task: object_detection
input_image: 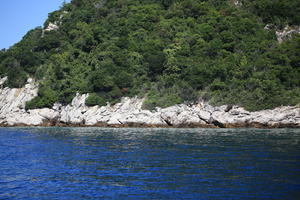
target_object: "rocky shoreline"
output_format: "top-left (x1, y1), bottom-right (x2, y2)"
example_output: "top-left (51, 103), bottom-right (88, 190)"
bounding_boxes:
top-left (1, 78), bottom-right (299, 128)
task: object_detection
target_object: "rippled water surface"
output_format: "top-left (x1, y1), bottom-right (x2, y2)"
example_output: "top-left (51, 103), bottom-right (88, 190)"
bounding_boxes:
top-left (0, 127), bottom-right (300, 200)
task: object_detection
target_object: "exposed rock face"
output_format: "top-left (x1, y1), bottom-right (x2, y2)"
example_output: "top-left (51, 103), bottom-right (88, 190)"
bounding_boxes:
top-left (233, 0), bottom-right (242, 7)
top-left (0, 78), bottom-right (42, 126)
top-left (45, 22), bottom-right (59, 31)
top-left (0, 77), bottom-right (299, 128)
top-left (276, 25), bottom-right (300, 43)
top-left (44, 11), bottom-right (68, 32)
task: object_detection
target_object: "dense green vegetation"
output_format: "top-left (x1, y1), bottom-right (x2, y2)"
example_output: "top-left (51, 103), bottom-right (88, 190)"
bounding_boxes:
top-left (0, 0), bottom-right (299, 111)
top-left (241, 0), bottom-right (300, 26)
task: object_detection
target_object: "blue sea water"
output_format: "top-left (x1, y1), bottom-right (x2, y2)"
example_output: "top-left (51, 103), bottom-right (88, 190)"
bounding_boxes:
top-left (0, 127), bottom-right (299, 200)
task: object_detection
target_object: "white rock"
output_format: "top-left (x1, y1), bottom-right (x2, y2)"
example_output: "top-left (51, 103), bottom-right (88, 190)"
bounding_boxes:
top-left (276, 25), bottom-right (300, 43)
top-left (0, 78), bottom-right (299, 127)
top-left (31, 108), bottom-right (59, 120)
top-left (0, 77), bottom-right (7, 86)
top-left (0, 78), bottom-right (39, 125)
top-left (45, 22), bottom-right (59, 31)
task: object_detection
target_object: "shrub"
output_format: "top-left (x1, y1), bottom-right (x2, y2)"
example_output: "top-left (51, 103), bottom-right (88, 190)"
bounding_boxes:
top-left (86, 93), bottom-right (106, 106)
top-left (25, 85), bottom-right (59, 109)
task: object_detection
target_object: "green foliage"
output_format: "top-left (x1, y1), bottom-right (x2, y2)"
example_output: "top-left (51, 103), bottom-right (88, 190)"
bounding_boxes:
top-left (142, 80), bottom-right (198, 110)
top-left (241, 0), bottom-right (300, 26)
top-left (86, 93), bottom-right (106, 106)
top-left (89, 70), bottom-right (114, 92)
top-left (25, 84), bottom-right (59, 109)
top-left (1, 0), bottom-right (300, 111)
top-left (2, 58), bottom-right (27, 88)
top-left (143, 89), bottom-right (182, 110)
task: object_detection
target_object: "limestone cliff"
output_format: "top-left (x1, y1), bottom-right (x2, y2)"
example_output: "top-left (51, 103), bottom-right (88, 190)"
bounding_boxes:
top-left (0, 77), bottom-right (299, 128)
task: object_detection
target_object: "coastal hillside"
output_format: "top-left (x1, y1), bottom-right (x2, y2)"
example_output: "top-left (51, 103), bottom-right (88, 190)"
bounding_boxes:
top-left (0, 0), bottom-right (299, 111)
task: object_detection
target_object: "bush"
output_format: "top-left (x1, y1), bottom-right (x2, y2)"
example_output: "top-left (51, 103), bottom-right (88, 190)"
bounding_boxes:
top-left (86, 93), bottom-right (106, 106)
top-left (25, 85), bottom-right (59, 109)
top-left (142, 84), bottom-right (184, 110)
top-left (143, 92), bottom-right (182, 110)
top-left (6, 71), bottom-right (27, 88)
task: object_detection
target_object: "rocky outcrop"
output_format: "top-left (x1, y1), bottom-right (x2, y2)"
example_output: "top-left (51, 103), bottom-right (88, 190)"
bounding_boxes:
top-left (263, 24), bottom-right (300, 43)
top-left (45, 22), bottom-right (59, 31)
top-left (0, 77), bottom-right (43, 126)
top-left (0, 77), bottom-right (299, 128)
top-left (276, 25), bottom-right (300, 43)
top-left (233, 0), bottom-right (242, 7)
top-left (44, 11), bottom-right (68, 32)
